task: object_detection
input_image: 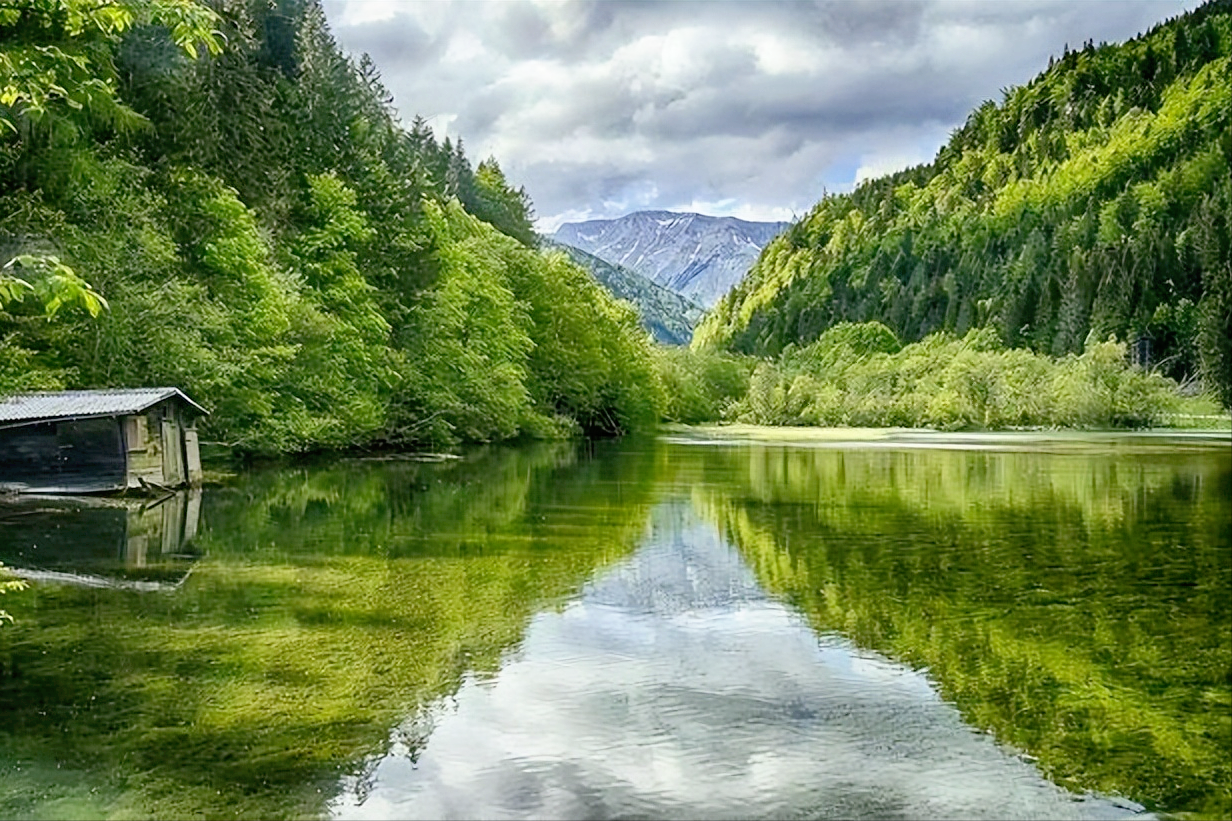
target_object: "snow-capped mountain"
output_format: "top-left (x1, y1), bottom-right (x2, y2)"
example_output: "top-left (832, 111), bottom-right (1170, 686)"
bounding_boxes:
top-left (553, 211), bottom-right (789, 308)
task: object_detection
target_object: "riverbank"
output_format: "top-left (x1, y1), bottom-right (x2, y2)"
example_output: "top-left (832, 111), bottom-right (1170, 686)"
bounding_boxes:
top-left (661, 422), bottom-right (1232, 452)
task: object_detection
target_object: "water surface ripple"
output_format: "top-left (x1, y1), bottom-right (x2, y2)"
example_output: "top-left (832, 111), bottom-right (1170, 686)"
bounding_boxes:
top-left (331, 501), bottom-right (1144, 821)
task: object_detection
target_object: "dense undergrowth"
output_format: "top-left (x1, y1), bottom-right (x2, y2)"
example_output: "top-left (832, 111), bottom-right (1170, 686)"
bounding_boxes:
top-left (656, 321), bottom-right (1212, 430)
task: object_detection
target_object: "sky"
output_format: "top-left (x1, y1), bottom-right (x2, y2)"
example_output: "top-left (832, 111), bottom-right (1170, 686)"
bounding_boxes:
top-left (319, 0), bottom-right (1200, 232)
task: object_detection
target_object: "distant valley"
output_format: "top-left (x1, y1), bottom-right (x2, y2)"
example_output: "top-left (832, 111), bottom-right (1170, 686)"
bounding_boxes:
top-left (543, 239), bottom-right (704, 345)
top-left (553, 211), bottom-right (789, 308)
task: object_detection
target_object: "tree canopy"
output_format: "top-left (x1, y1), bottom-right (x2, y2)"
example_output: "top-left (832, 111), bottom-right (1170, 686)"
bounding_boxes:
top-left (1, 0), bottom-right (664, 453)
top-left (695, 0), bottom-right (1232, 407)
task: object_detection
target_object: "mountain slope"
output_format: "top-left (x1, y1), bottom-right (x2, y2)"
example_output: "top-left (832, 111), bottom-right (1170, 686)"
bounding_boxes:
top-left (0, 0), bottom-right (664, 451)
top-left (554, 211), bottom-right (788, 308)
top-left (543, 240), bottom-right (704, 345)
top-left (694, 0), bottom-right (1232, 405)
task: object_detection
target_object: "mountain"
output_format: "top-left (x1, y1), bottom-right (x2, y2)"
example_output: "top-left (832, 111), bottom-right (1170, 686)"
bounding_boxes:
top-left (694, 0), bottom-right (1232, 406)
top-left (553, 211), bottom-right (789, 308)
top-left (543, 240), bottom-right (704, 345)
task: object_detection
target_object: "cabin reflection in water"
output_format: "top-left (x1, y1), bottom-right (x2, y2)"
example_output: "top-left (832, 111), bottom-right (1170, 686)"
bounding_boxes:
top-left (0, 490), bottom-right (202, 591)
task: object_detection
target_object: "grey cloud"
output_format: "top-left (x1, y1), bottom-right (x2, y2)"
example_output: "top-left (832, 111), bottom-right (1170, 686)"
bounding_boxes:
top-left (484, 3), bottom-right (554, 60)
top-left (531, 0), bottom-right (930, 52)
top-left (336, 16), bottom-right (443, 72)
top-left (322, 0), bottom-right (1203, 228)
top-left (630, 57), bottom-right (972, 144)
top-left (785, 0), bottom-right (930, 45)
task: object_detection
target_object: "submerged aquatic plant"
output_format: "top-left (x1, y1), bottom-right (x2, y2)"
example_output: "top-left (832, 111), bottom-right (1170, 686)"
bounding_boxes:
top-left (0, 562), bottom-right (27, 625)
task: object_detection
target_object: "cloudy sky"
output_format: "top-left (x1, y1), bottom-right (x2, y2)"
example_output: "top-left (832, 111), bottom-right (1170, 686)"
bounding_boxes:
top-left (319, 0), bottom-right (1199, 232)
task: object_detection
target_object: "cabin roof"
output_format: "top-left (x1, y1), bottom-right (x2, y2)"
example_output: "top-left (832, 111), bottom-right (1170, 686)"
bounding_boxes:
top-left (0, 388), bottom-right (208, 425)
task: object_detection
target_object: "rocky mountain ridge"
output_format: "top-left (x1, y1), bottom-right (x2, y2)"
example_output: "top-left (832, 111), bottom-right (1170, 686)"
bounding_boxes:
top-left (553, 211), bottom-right (789, 308)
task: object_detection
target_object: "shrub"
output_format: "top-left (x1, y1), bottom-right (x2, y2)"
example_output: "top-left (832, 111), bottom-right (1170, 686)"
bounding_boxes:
top-left (730, 321), bottom-right (1182, 430)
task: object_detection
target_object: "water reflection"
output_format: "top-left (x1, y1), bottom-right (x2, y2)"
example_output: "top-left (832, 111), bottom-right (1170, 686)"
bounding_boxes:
top-left (332, 502), bottom-right (1145, 821)
top-left (0, 443), bottom-right (654, 821)
top-left (0, 436), bottom-right (1226, 820)
top-left (0, 490), bottom-right (201, 590)
top-left (692, 443), bottom-right (1231, 818)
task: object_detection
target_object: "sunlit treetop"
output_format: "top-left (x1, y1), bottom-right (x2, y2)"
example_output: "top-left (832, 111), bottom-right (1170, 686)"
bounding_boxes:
top-left (0, 0), bottom-right (221, 134)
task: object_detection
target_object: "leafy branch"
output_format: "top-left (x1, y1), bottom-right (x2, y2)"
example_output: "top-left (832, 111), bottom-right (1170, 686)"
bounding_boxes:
top-left (2, 253), bottom-right (108, 317)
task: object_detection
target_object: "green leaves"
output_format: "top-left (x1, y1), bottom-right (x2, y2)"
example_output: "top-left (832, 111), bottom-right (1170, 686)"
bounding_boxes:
top-left (1, 253), bottom-right (108, 317)
top-left (0, 0), bottom-right (220, 135)
top-left (0, 561), bottom-right (28, 626)
top-left (729, 322), bottom-right (1181, 430)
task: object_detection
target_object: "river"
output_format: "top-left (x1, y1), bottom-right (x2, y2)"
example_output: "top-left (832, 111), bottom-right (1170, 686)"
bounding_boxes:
top-left (0, 432), bottom-right (1228, 819)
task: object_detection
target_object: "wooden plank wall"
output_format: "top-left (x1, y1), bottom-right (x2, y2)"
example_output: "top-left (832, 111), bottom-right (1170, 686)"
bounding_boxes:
top-left (126, 411), bottom-right (166, 488)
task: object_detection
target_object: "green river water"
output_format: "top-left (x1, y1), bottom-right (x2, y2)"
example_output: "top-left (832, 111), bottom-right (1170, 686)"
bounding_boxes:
top-left (0, 432), bottom-right (1228, 820)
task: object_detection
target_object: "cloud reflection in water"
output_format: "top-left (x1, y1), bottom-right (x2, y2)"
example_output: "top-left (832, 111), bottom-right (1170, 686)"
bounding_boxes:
top-left (331, 502), bottom-right (1146, 821)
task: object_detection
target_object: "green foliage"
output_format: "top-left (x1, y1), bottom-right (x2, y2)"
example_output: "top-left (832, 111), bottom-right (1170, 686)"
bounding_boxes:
top-left (390, 202), bottom-right (663, 446)
top-left (1192, 178), bottom-right (1232, 407)
top-left (0, 0), bottom-right (663, 454)
top-left (731, 321), bottom-right (1181, 430)
top-left (278, 173), bottom-right (396, 447)
top-left (544, 238), bottom-right (704, 346)
top-left (470, 157), bottom-right (537, 247)
top-left (696, 1), bottom-right (1232, 407)
top-left (0, 252), bottom-right (108, 396)
top-left (1, 253), bottom-right (107, 317)
top-left (0, 0), bottom-right (221, 136)
top-left (654, 346), bottom-right (754, 424)
top-left (394, 200), bottom-right (535, 446)
top-left (0, 562), bottom-right (27, 626)
top-left (514, 247), bottom-right (664, 436)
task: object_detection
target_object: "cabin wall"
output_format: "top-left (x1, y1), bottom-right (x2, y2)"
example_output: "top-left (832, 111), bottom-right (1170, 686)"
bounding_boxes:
top-left (124, 410), bottom-right (166, 489)
top-left (160, 403), bottom-right (186, 487)
top-left (184, 426), bottom-right (202, 485)
top-left (0, 422), bottom-right (61, 489)
top-left (122, 403), bottom-right (203, 489)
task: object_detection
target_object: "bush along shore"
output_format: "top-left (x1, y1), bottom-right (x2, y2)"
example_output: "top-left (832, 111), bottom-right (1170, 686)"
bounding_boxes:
top-left (655, 322), bottom-right (1227, 431)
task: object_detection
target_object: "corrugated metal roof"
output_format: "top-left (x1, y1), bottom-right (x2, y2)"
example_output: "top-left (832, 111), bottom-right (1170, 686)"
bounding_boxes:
top-left (0, 388), bottom-right (208, 423)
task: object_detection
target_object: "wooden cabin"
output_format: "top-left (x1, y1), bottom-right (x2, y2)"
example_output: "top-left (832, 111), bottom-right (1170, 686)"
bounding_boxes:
top-left (0, 388), bottom-right (207, 494)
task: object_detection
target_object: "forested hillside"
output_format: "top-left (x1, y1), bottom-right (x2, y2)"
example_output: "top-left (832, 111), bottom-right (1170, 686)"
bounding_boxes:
top-left (543, 239), bottom-right (704, 345)
top-left (0, 0), bottom-right (662, 453)
top-left (695, 0), bottom-right (1232, 407)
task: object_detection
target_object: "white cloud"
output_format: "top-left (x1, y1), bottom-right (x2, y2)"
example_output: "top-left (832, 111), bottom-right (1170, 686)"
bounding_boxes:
top-left (668, 199), bottom-right (800, 226)
top-left (321, 0), bottom-right (1204, 229)
top-left (328, 0), bottom-right (402, 26)
top-left (440, 30), bottom-right (487, 64)
top-left (751, 32), bottom-right (824, 76)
